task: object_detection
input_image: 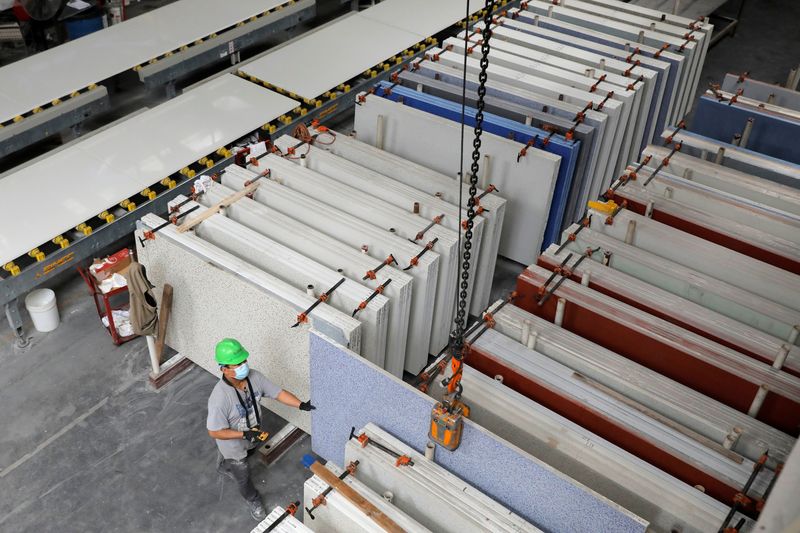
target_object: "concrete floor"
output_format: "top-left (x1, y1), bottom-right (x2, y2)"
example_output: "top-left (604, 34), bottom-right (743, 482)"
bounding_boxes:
top-left (1, 1), bottom-right (799, 532)
top-left (0, 275), bottom-right (315, 532)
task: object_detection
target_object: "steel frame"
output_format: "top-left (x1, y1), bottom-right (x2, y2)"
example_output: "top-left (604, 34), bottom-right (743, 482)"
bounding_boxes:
top-left (0, 88), bottom-right (110, 159)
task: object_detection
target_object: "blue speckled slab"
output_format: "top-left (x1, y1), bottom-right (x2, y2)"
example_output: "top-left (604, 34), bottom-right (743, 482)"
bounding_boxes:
top-left (309, 331), bottom-right (648, 533)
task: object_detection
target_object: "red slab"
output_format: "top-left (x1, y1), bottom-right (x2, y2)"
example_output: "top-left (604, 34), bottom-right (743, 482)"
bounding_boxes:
top-left (515, 268), bottom-right (800, 436)
top-left (465, 347), bottom-right (751, 511)
top-left (608, 192), bottom-right (800, 275)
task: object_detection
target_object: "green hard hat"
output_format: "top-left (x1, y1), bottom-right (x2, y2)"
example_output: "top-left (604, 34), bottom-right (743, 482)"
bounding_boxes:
top-left (215, 338), bottom-right (249, 366)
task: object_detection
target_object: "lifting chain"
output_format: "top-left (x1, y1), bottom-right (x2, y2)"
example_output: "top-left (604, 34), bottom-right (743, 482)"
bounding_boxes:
top-left (446, 0), bottom-right (497, 397)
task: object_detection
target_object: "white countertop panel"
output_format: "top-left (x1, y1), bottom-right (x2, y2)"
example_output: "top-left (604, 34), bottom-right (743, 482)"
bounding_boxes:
top-left (0, 75), bottom-right (298, 265)
top-left (0, 0), bottom-right (287, 123)
top-left (358, 0), bottom-right (482, 37)
top-left (240, 13), bottom-right (424, 100)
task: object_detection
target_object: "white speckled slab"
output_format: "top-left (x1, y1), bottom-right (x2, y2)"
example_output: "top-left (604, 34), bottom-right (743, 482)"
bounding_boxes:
top-left (136, 212), bottom-right (362, 433)
top-left (173, 199), bottom-right (389, 370)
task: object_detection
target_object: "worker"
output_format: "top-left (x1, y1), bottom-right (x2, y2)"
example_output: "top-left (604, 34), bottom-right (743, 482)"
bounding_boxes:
top-left (207, 338), bottom-right (316, 520)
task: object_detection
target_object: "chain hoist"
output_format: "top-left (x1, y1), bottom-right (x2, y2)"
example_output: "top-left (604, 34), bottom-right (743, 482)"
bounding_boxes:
top-left (430, 0), bottom-right (496, 452)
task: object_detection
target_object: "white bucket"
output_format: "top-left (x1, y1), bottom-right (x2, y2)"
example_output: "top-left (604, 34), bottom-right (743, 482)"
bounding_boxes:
top-left (25, 289), bottom-right (60, 333)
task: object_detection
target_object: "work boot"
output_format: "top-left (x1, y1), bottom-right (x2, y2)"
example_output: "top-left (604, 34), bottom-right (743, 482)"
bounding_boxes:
top-left (249, 499), bottom-right (267, 521)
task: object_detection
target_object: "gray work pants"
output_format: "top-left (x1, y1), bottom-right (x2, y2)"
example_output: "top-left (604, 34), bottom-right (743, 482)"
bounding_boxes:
top-left (219, 457), bottom-right (259, 503)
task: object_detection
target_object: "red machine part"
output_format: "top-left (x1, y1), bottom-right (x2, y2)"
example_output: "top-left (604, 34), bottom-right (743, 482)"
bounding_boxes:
top-left (606, 190), bottom-right (800, 275)
top-left (515, 268), bottom-right (800, 436)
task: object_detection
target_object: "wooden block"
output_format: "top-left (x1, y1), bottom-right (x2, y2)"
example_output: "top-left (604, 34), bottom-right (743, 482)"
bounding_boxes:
top-left (155, 283), bottom-right (173, 363)
top-left (309, 461), bottom-right (404, 533)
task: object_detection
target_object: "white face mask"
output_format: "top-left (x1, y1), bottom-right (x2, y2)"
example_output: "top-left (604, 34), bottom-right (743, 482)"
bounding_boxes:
top-left (233, 362), bottom-right (250, 380)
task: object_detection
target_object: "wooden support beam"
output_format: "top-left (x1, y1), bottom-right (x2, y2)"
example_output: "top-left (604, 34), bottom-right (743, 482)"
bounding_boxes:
top-left (309, 461), bottom-right (404, 533)
top-left (177, 181), bottom-right (259, 233)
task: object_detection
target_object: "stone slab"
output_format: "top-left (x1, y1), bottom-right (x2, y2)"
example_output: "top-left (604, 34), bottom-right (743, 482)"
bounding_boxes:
top-left (308, 330), bottom-right (648, 532)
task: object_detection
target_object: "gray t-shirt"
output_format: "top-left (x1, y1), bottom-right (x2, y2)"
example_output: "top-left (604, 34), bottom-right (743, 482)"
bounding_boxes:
top-left (206, 369), bottom-right (281, 460)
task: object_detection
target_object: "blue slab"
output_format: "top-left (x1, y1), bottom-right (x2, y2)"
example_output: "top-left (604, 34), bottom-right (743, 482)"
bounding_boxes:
top-left (309, 330), bottom-right (648, 533)
top-left (374, 82), bottom-right (581, 249)
top-left (512, 11), bottom-right (681, 141)
top-left (691, 96), bottom-right (800, 164)
top-left (667, 130), bottom-right (800, 189)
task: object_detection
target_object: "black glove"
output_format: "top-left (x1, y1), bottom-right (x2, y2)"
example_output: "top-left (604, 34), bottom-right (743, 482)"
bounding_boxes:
top-left (242, 429), bottom-right (263, 443)
top-left (299, 400), bottom-right (316, 411)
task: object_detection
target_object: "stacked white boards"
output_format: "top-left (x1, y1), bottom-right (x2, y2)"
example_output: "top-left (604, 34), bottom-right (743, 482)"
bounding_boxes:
top-left (343, 424), bottom-right (543, 533)
top-left (351, 0), bottom-right (709, 259)
top-left (138, 140), bottom-right (507, 430)
top-left (251, 507), bottom-right (312, 533)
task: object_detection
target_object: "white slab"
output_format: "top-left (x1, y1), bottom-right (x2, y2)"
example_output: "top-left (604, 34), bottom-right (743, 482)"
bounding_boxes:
top-left (199, 181), bottom-right (412, 378)
top-left (483, 21), bottom-right (660, 163)
top-left (0, 0), bottom-right (289, 123)
top-left (491, 301), bottom-right (797, 465)
top-left (560, 223), bottom-right (800, 345)
top-left (433, 47), bottom-right (624, 192)
top-left (411, 58), bottom-right (611, 222)
top-left (518, 0), bottom-right (703, 125)
top-left (304, 463), bottom-right (431, 532)
top-left (447, 34), bottom-right (644, 176)
top-left (587, 206), bottom-right (800, 312)
top-left (0, 74), bottom-right (298, 266)
top-left (358, 0), bottom-right (483, 37)
top-left (460, 363), bottom-right (742, 533)
top-left (252, 507), bottom-right (312, 533)
top-left (354, 92), bottom-right (560, 264)
top-left (273, 135), bottom-right (485, 317)
top-left (309, 127), bottom-right (507, 316)
top-left (221, 165), bottom-right (439, 374)
top-left (252, 154), bottom-right (459, 355)
top-left (240, 13), bottom-right (422, 100)
top-left (345, 424), bottom-right (544, 533)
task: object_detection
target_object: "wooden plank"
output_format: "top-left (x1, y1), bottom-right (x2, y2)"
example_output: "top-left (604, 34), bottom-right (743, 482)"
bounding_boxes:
top-left (309, 462), bottom-right (404, 533)
top-left (155, 283), bottom-right (173, 363)
top-left (177, 181), bottom-right (259, 233)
